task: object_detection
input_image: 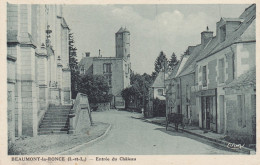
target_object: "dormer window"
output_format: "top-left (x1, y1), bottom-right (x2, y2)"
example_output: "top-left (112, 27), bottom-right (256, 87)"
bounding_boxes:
top-left (220, 25), bottom-right (226, 42)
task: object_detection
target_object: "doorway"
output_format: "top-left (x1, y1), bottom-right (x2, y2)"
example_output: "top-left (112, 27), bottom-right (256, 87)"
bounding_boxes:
top-left (201, 96), bottom-right (216, 131)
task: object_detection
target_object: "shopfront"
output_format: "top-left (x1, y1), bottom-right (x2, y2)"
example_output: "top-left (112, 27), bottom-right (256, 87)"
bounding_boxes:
top-left (197, 89), bottom-right (217, 132)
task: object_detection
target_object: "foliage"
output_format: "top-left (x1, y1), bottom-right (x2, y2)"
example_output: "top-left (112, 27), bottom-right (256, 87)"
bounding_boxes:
top-left (154, 51), bottom-right (168, 73)
top-left (153, 98), bottom-right (166, 117)
top-left (121, 73), bottom-right (154, 111)
top-left (69, 32), bottom-right (79, 99)
top-left (151, 71), bottom-right (158, 81)
top-left (77, 74), bottom-right (113, 103)
top-left (168, 52), bottom-right (178, 69)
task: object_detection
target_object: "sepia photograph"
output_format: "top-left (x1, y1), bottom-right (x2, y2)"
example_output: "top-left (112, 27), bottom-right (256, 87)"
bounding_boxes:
top-left (4, 0), bottom-right (258, 162)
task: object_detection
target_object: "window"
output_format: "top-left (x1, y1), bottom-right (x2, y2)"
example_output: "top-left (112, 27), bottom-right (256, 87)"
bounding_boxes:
top-left (237, 95), bottom-right (246, 127)
top-left (158, 89), bottom-right (163, 96)
top-left (80, 68), bottom-right (85, 74)
top-left (177, 84), bottom-right (180, 98)
top-left (220, 25), bottom-right (226, 42)
top-left (125, 64), bottom-right (128, 74)
top-left (103, 63), bottom-right (112, 73)
top-left (232, 54), bottom-right (235, 80)
top-left (177, 105), bottom-right (181, 114)
top-left (218, 58), bottom-right (225, 83)
top-left (186, 84), bottom-right (190, 100)
top-left (202, 66), bottom-right (207, 87)
top-left (105, 75), bottom-right (112, 87)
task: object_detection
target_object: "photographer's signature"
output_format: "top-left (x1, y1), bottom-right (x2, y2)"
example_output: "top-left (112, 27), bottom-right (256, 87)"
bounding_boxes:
top-left (227, 143), bottom-right (245, 150)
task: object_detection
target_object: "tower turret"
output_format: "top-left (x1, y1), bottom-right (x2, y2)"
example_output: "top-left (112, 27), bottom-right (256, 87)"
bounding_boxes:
top-left (115, 27), bottom-right (130, 60)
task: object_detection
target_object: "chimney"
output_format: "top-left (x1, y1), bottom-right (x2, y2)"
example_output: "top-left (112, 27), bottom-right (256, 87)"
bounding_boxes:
top-left (85, 52), bottom-right (90, 57)
top-left (201, 26), bottom-right (213, 47)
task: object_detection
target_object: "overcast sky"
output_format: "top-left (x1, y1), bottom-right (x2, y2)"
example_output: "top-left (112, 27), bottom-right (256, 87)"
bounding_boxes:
top-left (63, 4), bottom-right (250, 74)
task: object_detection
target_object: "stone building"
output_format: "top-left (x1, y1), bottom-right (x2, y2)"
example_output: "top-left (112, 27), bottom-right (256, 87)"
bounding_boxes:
top-left (195, 4), bottom-right (255, 133)
top-left (223, 67), bottom-right (256, 144)
top-left (165, 4), bottom-right (255, 143)
top-left (7, 4), bottom-right (71, 142)
top-left (78, 27), bottom-right (131, 108)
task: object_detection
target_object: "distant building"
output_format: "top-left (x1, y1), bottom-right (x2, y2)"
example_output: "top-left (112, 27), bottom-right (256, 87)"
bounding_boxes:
top-left (7, 4), bottom-right (71, 141)
top-left (147, 72), bottom-right (167, 117)
top-left (78, 27), bottom-right (131, 108)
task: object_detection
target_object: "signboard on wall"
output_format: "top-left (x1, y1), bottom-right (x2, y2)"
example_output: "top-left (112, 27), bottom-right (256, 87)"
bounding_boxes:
top-left (196, 89), bottom-right (216, 97)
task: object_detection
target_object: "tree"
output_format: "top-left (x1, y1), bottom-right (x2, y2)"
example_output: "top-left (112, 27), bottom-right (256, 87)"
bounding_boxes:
top-left (168, 52), bottom-right (178, 69)
top-left (69, 32), bottom-right (79, 99)
top-left (154, 51), bottom-right (168, 73)
top-left (77, 74), bottom-right (113, 103)
top-left (121, 73), bottom-right (153, 112)
top-left (151, 71), bottom-right (158, 81)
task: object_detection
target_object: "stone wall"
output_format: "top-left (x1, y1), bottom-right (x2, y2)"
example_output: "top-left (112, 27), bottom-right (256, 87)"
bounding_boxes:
top-left (93, 58), bottom-right (125, 96)
top-left (7, 4), bottom-right (71, 138)
top-left (224, 86), bottom-right (256, 144)
top-left (179, 73), bottom-right (198, 125)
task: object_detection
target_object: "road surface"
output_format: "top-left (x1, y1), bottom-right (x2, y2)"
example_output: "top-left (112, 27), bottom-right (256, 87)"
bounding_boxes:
top-left (70, 110), bottom-right (239, 155)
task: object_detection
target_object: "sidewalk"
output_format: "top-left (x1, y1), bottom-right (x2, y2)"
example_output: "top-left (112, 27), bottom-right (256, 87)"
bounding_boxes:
top-left (131, 113), bottom-right (255, 154)
top-left (8, 122), bottom-right (110, 155)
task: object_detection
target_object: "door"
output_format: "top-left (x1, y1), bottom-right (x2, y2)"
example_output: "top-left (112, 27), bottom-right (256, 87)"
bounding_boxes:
top-left (201, 97), bottom-right (206, 129)
top-left (206, 97), bottom-right (210, 130)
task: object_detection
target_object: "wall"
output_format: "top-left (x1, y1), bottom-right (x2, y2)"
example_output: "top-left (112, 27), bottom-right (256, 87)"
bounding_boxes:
top-left (153, 87), bottom-right (165, 100)
top-left (196, 42), bottom-right (255, 133)
top-left (93, 58), bottom-right (125, 96)
top-left (179, 73), bottom-right (198, 125)
top-left (7, 4), bottom-right (71, 138)
top-left (236, 42), bottom-right (256, 78)
top-left (225, 86), bottom-right (256, 144)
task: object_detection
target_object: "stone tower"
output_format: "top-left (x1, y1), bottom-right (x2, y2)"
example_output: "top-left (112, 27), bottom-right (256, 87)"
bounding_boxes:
top-left (115, 27), bottom-right (130, 61)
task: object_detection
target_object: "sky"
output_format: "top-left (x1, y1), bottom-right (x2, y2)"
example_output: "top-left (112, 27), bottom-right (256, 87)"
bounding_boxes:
top-left (63, 4), bottom-right (250, 74)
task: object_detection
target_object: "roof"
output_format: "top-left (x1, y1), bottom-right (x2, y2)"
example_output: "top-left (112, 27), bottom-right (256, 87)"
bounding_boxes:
top-left (196, 4), bottom-right (255, 62)
top-left (116, 27), bottom-right (130, 34)
top-left (224, 67), bottom-right (255, 88)
top-left (175, 55), bottom-right (189, 77)
top-left (78, 57), bottom-right (93, 70)
top-left (151, 72), bottom-right (165, 88)
top-left (222, 17), bottom-right (244, 22)
top-left (177, 44), bottom-right (202, 77)
top-left (167, 62), bottom-right (181, 80)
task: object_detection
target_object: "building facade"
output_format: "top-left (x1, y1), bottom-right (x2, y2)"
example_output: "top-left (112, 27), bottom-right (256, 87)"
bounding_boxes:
top-left (7, 4), bottom-right (71, 142)
top-left (78, 27), bottom-right (131, 108)
top-left (196, 4), bottom-right (255, 133)
top-left (165, 4), bottom-right (255, 143)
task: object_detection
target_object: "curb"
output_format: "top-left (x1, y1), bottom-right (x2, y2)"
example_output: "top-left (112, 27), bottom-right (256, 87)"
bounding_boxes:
top-left (132, 116), bottom-right (255, 155)
top-left (56, 124), bottom-right (112, 155)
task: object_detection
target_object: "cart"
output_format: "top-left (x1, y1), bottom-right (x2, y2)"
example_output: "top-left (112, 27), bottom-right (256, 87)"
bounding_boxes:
top-left (166, 113), bottom-right (184, 131)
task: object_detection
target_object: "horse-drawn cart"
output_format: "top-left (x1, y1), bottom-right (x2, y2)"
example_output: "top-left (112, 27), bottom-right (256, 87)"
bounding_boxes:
top-left (166, 113), bottom-right (184, 131)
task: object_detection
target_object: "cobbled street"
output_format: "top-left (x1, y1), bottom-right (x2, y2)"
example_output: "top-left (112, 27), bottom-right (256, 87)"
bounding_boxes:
top-left (69, 110), bottom-right (239, 155)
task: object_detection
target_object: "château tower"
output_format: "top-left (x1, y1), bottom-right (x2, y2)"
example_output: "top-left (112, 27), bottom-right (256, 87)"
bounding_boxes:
top-left (115, 27), bottom-right (130, 61)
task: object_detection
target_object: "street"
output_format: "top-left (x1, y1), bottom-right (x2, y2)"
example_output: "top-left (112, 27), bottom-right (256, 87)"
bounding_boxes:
top-left (70, 110), bottom-right (238, 155)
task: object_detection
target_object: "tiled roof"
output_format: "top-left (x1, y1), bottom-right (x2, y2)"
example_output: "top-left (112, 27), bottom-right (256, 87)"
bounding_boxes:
top-left (166, 63), bottom-right (180, 80)
top-left (151, 72), bottom-right (165, 88)
top-left (78, 57), bottom-right (93, 70)
top-left (177, 44), bottom-right (202, 77)
top-left (196, 4), bottom-right (255, 62)
top-left (224, 67), bottom-right (256, 88)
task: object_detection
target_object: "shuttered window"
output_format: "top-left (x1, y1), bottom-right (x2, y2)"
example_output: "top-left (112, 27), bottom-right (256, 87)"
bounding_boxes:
top-left (202, 66), bottom-right (207, 87)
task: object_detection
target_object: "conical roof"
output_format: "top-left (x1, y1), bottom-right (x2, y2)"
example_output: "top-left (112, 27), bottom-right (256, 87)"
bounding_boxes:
top-left (116, 27), bottom-right (130, 33)
top-left (116, 27), bottom-right (124, 33)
